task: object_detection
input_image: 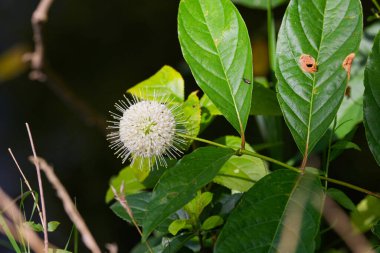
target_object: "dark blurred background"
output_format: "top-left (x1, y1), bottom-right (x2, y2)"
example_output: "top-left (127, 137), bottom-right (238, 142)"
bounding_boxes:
top-left (0, 0), bottom-right (379, 252)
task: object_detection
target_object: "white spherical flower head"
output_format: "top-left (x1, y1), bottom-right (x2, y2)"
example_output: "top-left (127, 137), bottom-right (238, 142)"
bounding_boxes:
top-left (107, 96), bottom-right (186, 169)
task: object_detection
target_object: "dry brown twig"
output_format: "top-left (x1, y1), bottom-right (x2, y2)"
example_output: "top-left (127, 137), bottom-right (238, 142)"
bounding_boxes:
top-left (24, 0), bottom-right (54, 81)
top-left (323, 196), bottom-right (375, 253)
top-left (111, 183), bottom-right (153, 253)
top-left (30, 156), bottom-right (102, 253)
top-left (26, 123), bottom-right (49, 253)
top-left (0, 188), bottom-right (45, 253)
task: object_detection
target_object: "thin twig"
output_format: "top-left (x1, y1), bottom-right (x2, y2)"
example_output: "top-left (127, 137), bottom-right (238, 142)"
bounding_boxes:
top-left (0, 188), bottom-right (45, 253)
top-left (29, 156), bottom-right (102, 253)
top-left (44, 66), bottom-right (107, 134)
top-left (111, 184), bottom-right (153, 253)
top-left (24, 0), bottom-right (54, 81)
top-left (25, 123), bottom-right (49, 253)
top-left (179, 133), bottom-right (380, 199)
top-left (8, 148), bottom-right (44, 234)
top-left (105, 243), bottom-right (118, 253)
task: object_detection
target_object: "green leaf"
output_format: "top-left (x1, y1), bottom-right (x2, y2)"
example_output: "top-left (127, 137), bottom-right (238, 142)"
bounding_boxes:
top-left (215, 169), bottom-right (324, 253)
top-left (105, 165), bottom-right (148, 203)
top-left (142, 147), bottom-right (234, 240)
top-left (111, 192), bottom-right (176, 233)
top-left (48, 221), bottom-right (60, 232)
top-left (201, 215), bottom-right (224, 230)
top-left (178, 0), bottom-right (253, 135)
top-left (183, 91), bottom-right (201, 145)
top-left (327, 188), bottom-right (356, 211)
top-left (335, 22), bottom-right (380, 139)
top-left (184, 192), bottom-right (213, 221)
top-left (232, 0), bottom-right (288, 9)
top-left (24, 221), bottom-right (43, 232)
top-left (128, 65), bottom-right (185, 102)
top-left (351, 195), bottom-right (380, 232)
top-left (276, 0), bottom-right (363, 155)
top-left (213, 136), bottom-right (268, 192)
top-left (372, 220), bottom-right (380, 239)
top-left (168, 220), bottom-right (192, 236)
top-left (251, 82), bottom-right (282, 116)
top-left (364, 31), bottom-right (380, 166)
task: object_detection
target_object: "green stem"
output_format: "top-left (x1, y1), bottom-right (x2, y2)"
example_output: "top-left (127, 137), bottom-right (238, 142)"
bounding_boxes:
top-left (267, 0), bottom-right (276, 74)
top-left (324, 118), bottom-right (337, 190)
top-left (180, 133), bottom-right (380, 199)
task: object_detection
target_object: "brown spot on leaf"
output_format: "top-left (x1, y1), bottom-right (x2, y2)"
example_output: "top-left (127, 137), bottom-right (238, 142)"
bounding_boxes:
top-left (345, 86), bottom-right (351, 98)
top-left (299, 54), bottom-right (317, 73)
top-left (342, 53), bottom-right (355, 81)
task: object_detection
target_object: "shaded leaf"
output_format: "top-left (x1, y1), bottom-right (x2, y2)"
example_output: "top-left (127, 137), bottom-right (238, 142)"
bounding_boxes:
top-left (327, 188), bottom-right (356, 211)
top-left (335, 22), bottom-right (380, 139)
top-left (215, 169), bottom-right (324, 253)
top-left (276, 0), bottom-right (363, 155)
top-left (251, 82), bottom-right (282, 116)
top-left (364, 31), bottom-right (380, 166)
top-left (330, 140), bottom-right (361, 161)
top-left (178, 0), bottom-right (253, 134)
top-left (128, 65), bottom-right (185, 102)
top-left (111, 192), bottom-right (177, 233)
top-left (372, 220), bottom-right (380, 239)
top-left (142, 147), bottom-right (234, 240)
top-left (213, 136), bottom-right (268, 192)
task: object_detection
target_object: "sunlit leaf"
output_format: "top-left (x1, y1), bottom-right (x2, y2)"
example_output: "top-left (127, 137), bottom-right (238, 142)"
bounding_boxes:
top-left (276, 0), bottom-right (363, 155)
top-left (179, 0), bottom-right (253, 135)
top-left (128, 65), bottom-right (185, 102)
top-left (201, 215), bottom-right (224, 230)
top-left (48, 221), bottom-right (60, 232)
top-left (105, 165), bottom-right (149, 203)
top-left (213, 136), bottom-right (268, 192)
top-left (351, 195), bottom-right (380, 232)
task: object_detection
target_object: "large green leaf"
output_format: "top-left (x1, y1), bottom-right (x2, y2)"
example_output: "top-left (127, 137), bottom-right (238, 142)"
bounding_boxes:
top-left (142, 147), bottom-right (234, 240)
top-left (276, 0), bottom-right (363, 155)
top-left (232, 0), bottom-right (288, 9)
top-left (178, 0), bottom-right (253, 135)
top-left (364, 31), bottom-right (380, 166)
top-left (215, 169), bottom-right (324, 253)
top-left (335, 22), bottom-right (380, 139)
top-left (128, 65), bottom-right (185, 102)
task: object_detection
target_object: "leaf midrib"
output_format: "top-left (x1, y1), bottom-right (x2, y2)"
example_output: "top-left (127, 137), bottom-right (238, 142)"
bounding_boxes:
top-left (198, 0), bottom-right (244, 134)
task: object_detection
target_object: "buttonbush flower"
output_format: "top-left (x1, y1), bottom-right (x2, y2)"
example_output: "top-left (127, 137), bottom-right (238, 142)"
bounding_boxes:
top-left (107, 95), bottom-right (187, 169)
